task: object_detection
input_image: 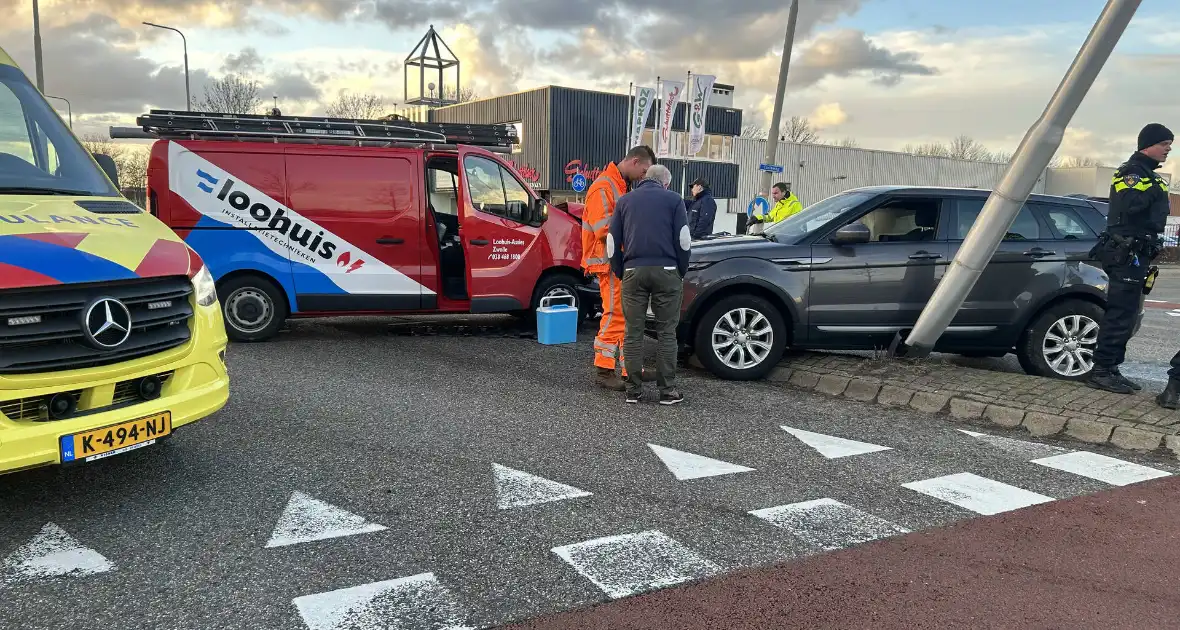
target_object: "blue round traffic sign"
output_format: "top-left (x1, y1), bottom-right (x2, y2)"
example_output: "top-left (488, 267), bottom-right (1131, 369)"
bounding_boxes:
top-left (748, 195), bottom-right (770, 218)
top-left (571, 173), bottom-right (588, 193)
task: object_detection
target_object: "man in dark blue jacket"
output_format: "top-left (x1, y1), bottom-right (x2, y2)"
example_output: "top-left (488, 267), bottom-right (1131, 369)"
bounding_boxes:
top-left (607, 164), bottom-right (691, 405)
top-left (687, 177), bottom-right (717, 240)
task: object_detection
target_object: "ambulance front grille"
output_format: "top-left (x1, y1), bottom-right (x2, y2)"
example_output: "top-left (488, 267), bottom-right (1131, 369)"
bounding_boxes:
top-left (0, 277), bottom-right (194, 375)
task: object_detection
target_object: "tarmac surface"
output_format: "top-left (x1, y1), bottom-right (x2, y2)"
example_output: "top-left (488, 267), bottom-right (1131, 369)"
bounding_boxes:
top-left (509, 474), bottom-right (1180, 630)
top-left (2, 316), bottom-right (1178, 629)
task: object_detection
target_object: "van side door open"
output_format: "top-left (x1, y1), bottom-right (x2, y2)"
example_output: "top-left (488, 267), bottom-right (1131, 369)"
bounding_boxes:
top-left (455, 146), bottom-right (545, 313)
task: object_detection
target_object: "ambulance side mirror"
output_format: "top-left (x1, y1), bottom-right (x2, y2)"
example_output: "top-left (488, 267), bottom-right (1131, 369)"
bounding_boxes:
top-left (531, 197), bottom-right (549, 227)
top-left (92, 153), bottom-right (120, 189)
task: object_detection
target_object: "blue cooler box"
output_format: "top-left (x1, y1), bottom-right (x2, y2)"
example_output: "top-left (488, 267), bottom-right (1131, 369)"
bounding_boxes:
top-left (536, 295), bottom-right (578, 345)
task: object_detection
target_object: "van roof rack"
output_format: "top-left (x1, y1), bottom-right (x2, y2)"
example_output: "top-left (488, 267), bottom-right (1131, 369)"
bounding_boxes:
top-left (133, 110), bottom-right (519, 152)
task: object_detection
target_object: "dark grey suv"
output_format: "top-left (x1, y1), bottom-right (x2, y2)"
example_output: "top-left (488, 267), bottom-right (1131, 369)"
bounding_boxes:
top-left (668, 185), bottom-right (1144, 381)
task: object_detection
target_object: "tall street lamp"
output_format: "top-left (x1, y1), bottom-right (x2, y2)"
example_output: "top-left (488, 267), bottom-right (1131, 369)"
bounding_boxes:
top-left (143, 21), bottom-right (190, 110)
top-left (32, 0), bottom-right (45, 92)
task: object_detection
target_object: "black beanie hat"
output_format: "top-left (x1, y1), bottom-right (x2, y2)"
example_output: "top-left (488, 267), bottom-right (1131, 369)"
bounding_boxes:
top-left (1138, 123), bottom-right (1174, 150)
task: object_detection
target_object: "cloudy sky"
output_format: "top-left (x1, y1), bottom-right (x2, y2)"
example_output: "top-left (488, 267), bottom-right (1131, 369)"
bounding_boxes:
top-left (3, 0), bottom-right (1176, 175)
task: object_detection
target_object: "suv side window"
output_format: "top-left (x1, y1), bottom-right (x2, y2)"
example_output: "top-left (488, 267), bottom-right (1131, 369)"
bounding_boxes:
top-left (953, 199), bottom-right (1042, 240)
top-left (463, 155), bottom-right (532, 223)
top-left (1040, 204), bottom-right (1098, 240)
top-left (845, 197), bottom-right (944, 242)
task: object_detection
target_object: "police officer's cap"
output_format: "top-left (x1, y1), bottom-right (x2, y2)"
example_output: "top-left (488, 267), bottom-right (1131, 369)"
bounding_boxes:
top-left (1138, 123), bottom-right (1174, 150)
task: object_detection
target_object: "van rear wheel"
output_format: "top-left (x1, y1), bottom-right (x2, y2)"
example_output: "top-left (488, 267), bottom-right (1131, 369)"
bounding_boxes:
top-left (218, 275), bottom-right (287, 342)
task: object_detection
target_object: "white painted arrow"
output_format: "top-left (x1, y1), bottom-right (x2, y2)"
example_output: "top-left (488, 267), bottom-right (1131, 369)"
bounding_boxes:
top-left (266, 491), bottom-right (387, 549)
top-left (781, 426), bottom-right (892, 459)
top-left (958, 429), bottom-right (1072, 459)
top-left (293, 572), bottom-right (474, 630)
top-left (647, 444), bottom-right (755, 480)
top-left (492, 463), bottom-right (592, 509)
top-left (1, 522), bottom-right (115, 585)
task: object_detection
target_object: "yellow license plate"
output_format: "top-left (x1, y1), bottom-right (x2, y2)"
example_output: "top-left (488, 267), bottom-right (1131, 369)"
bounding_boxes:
top-left (60, 412), bottom-right (172, 463)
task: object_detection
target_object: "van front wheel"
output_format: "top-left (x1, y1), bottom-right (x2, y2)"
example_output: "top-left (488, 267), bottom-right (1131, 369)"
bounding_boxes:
top-left (218, 275), bottom-right (287, 342)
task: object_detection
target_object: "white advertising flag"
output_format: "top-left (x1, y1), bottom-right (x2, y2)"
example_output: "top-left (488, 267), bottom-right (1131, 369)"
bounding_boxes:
top-left (655, 80), bottom-right (685, 158)
top-left (687, 74), bottom-right (716, 156)
top-left (629, 86), bottom-right (656, 149)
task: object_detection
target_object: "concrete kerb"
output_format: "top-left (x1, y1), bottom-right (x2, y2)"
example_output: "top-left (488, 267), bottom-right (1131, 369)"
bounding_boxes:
top-left (758, 363), bottom-right (1178, 459)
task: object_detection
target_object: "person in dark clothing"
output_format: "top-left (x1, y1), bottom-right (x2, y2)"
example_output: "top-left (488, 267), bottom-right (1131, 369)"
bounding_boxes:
top-left (687, 178), bottom-right (717, 240)
top-left (608, 164), bottom-right (691, 405)
top-left (1085, 123), bottom-right (1172, 397)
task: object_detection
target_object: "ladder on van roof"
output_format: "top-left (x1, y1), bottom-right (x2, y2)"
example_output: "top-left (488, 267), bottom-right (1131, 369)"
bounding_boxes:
top-left (132, 110), bottom-right (519, 153)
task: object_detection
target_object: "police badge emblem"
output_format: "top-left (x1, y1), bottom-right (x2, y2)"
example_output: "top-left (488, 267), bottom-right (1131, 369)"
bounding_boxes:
top-left (1123, 174), bottom-right (1141, 187)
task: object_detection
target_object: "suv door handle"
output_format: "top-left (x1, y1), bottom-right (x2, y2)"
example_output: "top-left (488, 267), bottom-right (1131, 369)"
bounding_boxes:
top-left (908, 252), bottom-right (942, 260)
top-left (1023, 248), bottom-right (1055, 258)
top-left (376, 237), bottom-right (404, 245)
top-left (469, 238), bottom-right (489, 246)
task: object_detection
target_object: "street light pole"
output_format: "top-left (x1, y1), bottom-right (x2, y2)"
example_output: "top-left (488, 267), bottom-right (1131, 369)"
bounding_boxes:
top-left (143, 22), bottom-right (190, 110)
top-left (45, 95), bottom-right (71, 128)
top-left (893, 0), bottom-right (1142, 358)
top-left (32, 0), bottom-right (45, 92)
top-left (750, 0), bottom-right (799, 233)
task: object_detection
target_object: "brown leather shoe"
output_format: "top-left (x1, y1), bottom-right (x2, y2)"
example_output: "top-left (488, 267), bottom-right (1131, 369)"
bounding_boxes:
top-left (595, 367), bottom-right (626, 391)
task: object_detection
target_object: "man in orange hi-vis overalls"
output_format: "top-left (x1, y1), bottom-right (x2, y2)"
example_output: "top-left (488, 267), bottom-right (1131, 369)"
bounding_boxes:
top-left (582, 145), bottom-right (656, 391)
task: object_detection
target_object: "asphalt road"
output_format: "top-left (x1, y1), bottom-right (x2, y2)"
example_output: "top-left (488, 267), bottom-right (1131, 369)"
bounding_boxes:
top-left (2, 316), bottom-right (1178, 630)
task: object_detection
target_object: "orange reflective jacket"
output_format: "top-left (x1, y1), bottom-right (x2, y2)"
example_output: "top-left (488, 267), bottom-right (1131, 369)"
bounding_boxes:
top-left (580, 163), bottom-right (627, 274)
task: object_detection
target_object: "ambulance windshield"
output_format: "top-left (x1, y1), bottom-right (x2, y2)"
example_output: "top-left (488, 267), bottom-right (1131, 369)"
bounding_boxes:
top-left (0, 64), bottom-right (119, 197)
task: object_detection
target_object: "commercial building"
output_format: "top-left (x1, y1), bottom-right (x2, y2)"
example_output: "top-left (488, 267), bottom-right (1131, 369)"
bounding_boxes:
top-left (428, 84), bottom-right (743, 205)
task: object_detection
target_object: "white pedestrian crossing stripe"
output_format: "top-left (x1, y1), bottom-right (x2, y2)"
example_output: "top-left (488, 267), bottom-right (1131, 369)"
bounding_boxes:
top-left (1, 523), bottom-right (115, 585)
top-left (492, 463), bottom-right (593, 509)
top-left (750, 498), bottom-right (910, 551)
top-left (266, 491), bottom-right (387, 549)
top-left (1032, 451), bottom-right (1172, 486)
top-left (781, 426), bottom-right (892, 459)
top-left (646, 443), bottom-right (755, 480)
top-left (903, 472), bottom-right (1056, 515)
top-left (292, 572), bottom-right (474, 630)
top-left (552, 530), bottom-right (722, 599)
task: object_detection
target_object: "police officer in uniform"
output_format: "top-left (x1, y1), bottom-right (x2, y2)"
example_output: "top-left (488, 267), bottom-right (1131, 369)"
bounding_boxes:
top-left (1085, 123), bottom-right (1172, 395)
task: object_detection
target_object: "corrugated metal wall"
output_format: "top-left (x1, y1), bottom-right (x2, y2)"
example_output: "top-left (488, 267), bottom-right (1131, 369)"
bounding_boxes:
top-left (548, 86), bottom-right (739, 195)
top-left (429, 88), bottom-right (552, 188)
top-left (734, 139), bottom-right (1049, 207)
top-left (657, 160), bottom-right (739, 199)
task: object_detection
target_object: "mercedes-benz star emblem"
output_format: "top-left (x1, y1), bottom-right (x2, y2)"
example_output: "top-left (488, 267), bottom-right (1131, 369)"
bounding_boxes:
top-left (82, 298), bottom-right (133, 350)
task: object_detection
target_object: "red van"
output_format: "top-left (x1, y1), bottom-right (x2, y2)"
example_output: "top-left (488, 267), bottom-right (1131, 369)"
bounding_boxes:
top-left (133, 111), bottom-right (591, 341)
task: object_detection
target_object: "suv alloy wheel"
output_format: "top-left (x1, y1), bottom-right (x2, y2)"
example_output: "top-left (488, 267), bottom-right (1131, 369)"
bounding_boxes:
top-left (1016, 299), bottom-right (1104, 380)
top-left (693, 294), bottom-right (787, 381)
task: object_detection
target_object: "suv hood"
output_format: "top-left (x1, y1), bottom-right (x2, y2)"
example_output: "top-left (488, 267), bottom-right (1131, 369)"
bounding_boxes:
top-left (0, 197), bottom-right (198, 290)
top-left (690, 234), bottom-right (792, 261)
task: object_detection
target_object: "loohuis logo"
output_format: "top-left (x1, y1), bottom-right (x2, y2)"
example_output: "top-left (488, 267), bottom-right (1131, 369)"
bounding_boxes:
top-left (195, 169), bottom-right (365, 273)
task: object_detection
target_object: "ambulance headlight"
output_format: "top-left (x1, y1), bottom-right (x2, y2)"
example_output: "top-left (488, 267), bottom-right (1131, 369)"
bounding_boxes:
top-left (192, 265), bottom-right (218, 307)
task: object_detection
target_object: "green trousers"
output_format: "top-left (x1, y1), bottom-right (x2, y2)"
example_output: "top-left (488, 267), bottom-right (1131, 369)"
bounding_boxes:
top-left (621, 266), bottom-right (684, 394)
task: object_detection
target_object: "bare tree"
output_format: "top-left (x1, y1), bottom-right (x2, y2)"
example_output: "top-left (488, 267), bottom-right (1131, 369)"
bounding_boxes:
top-left (946, 135), bottom-right (993, 161)
top-left (740, 123), bottom-right (768, 140)
top-left (326, 92), bottom-right (387, 119)
top-left (78, 134), bottom-right (148, 190)
top-left (828, 137), bottom-right (859, 148)
top-left (442, 86), bottom-right (479, 103)
top-left (779, 116), bottom-right (820, 144)
top-left (1057, 155), bottom-right (1104, 168)
top-left (902, 142), bottom-right (951, 158)
top-left (195, 75), bottom-right (264, 114)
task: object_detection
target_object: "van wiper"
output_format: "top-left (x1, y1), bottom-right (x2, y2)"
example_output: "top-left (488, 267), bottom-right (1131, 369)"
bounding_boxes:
top-left (0, 186), bottom-right (93, 195)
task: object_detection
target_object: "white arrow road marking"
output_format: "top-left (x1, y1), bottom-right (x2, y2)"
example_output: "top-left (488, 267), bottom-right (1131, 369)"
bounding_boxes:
top-left (292, 572), bottom-right (474, 630)
top-left (957, 429), bottom-right (1072, 459)
top-left (647, 444), bottom-right (755, 480)
top-left (266, 491), bottom-right (387, 549)
top-left (552, 530), bottom-right (722, 600)
top-left (781, 426), bottom-right (892, 459)
top-left (750, 498), bottom-right (910, 551)
top-left (1, 523), bottom-right (114, 585)
top-left (903, 472), bottom-right (1055, 515)
top-left (492, 463), bottom-right (592, 509)
top-left (1032, 451), bottom-right (1172, 486)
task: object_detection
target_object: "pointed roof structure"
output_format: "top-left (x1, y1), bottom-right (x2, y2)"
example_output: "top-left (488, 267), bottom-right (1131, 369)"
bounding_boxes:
top-left (404, 25), bottom-right (460, 107)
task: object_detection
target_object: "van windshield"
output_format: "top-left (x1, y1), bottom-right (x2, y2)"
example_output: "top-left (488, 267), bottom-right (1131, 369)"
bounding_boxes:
top-left (0, 65), bottom-right (119, 196)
